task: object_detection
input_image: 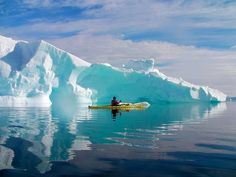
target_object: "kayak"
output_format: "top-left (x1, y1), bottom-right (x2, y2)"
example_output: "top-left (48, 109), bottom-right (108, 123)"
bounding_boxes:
top-left (88, 102), bottom-right (150, 110)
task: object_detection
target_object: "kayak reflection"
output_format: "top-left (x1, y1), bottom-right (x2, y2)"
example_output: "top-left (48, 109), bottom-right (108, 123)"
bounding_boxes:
top-left (111, 109), bottom-right (121, 119)
top-left (111, 109), bottom-right (132, 120)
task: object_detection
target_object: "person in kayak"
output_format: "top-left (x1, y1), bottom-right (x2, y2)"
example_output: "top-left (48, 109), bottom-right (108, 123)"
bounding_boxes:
top-left (111, 96), bottom-right (121, 106)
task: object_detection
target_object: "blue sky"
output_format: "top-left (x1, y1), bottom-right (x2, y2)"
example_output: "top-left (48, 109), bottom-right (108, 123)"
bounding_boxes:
top-left (0, 0), bottom-right (236, 95)
top-left (0, 0), bottom-right (236, 49)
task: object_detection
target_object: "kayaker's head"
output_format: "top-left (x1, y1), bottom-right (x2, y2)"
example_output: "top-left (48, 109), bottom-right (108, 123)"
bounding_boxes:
top-left (113, 96), bottom-right (116, 100)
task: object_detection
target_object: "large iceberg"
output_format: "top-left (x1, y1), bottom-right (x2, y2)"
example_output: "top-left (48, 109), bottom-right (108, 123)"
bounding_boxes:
top-left (0, 35), bottom-right (227, 107)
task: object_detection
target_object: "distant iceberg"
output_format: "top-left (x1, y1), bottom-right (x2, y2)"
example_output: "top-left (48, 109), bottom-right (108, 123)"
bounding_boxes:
top-left (0, 35), bottom-right (227, 107)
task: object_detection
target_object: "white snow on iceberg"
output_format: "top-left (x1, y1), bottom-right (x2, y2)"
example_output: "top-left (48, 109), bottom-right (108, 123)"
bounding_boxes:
top-left (0, 35), bottom-right (227, 107)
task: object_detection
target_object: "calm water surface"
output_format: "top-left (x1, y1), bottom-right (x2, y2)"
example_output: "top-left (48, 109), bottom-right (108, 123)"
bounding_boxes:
top-left (0, 102), bottom-right (236, 177)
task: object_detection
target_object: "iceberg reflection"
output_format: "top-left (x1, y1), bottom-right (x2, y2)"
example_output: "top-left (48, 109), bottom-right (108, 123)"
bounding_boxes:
top-left (0, 102), bottom-right (227, 174)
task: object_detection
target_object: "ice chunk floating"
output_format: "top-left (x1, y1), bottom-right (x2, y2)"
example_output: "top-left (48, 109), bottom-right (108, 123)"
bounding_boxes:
top-left (0, 35), bottom-right (227, 107)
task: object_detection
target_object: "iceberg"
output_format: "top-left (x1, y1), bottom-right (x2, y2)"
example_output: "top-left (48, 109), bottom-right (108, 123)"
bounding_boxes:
top-left (77, 62), bottom-right (226, 103)
top-left (0, 35), bottom-right (227, 107)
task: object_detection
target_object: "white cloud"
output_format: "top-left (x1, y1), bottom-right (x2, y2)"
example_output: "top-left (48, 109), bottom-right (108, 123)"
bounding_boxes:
top-left (1, 0), bottom-right (236, 95)
top-left (50, 34), bottom-right (236, 63)
top-left (22, 0), bottom-right (118, 8)
top-left (22, 0), bottom-right (53, 8)
top-left (5, 0), bottom-right (236, 38)
top-left (49, 34), bottom-right (236, 96)
top-left (231, 45), bottom-right (236, 49)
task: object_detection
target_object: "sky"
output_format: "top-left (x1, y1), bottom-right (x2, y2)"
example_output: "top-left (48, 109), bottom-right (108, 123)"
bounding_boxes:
top-left (0, 0), bottom-right (236, 95)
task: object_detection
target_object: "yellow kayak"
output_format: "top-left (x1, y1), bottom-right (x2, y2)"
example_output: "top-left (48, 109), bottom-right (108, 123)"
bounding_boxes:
top-left (88, 102), bottom-right (150, 110)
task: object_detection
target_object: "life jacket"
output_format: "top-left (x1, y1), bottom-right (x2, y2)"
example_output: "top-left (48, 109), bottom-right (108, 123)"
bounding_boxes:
top-left (111, 99), bottom-right (120, 106)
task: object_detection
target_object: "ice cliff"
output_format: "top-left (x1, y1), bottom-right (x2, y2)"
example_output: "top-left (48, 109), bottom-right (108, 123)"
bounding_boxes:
top-left (0, 35), bottom-right (227, 107)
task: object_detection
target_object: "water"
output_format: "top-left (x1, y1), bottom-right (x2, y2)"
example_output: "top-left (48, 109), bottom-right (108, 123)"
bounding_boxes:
top-left (0, 102), bottom-right (236, 177)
